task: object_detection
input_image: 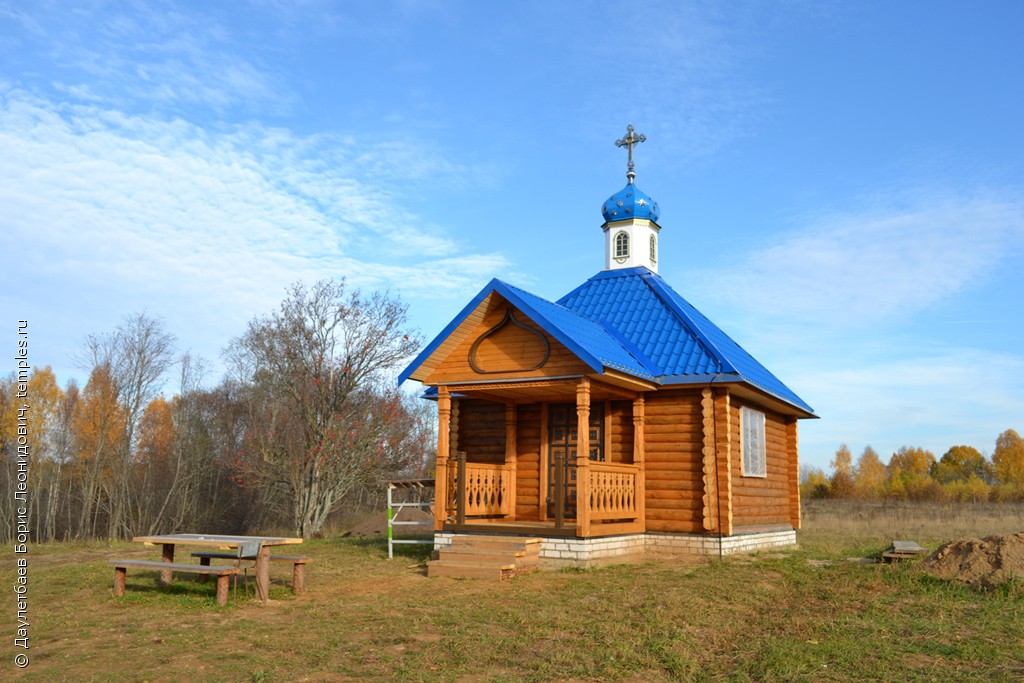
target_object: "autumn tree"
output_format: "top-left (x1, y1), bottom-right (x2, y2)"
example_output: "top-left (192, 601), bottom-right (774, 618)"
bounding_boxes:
top-left (79, 313), bottom-right (176, 538)
top-left (992, 429), bottom-right (1024, 489)
top-left (799, 465), bottom-right (830, 499)
top-left (72, 364), bottom-right (125, 538)
top-left (227, 279), bottom-right (420, 537)
top-left (931, 445), bottom-right (989, 484)
top-left (886, 446), bottom-right (938, 500)
top-left (22, 368), bottom-right (65, 541)
top-left (853, 446), bottom-right (886, 499)
top-left (132, 395), bottom-right (176, 532)
top-left (828, 443), bottom-right (855, 498)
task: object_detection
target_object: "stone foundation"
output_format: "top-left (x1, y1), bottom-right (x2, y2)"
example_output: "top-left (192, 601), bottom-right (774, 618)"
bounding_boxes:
top-left (433, 528), bottom-right (797, 569)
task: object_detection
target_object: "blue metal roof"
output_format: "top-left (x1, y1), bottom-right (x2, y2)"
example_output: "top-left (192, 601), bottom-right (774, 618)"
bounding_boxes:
top-left (558, 268), bottom-right (814, 415)
top-left (400, 268), bottom-right (813, 416)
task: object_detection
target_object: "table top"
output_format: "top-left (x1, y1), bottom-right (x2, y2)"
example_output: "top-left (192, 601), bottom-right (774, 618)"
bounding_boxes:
top-left (132, 533), bottom-right (303, 548)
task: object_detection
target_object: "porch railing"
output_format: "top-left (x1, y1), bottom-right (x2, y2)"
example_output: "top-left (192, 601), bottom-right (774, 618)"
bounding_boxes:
top-left (587, 462), bottom-right (640, 521)
top-left (448, 455), bottom-right (514, 521)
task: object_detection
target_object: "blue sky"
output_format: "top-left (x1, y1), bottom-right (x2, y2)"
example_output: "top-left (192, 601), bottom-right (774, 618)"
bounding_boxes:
top-left (2, 1), bottom-right (1022, 471)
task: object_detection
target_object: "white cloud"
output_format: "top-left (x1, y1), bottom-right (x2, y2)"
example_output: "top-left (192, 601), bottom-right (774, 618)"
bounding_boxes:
top-left (794, 347), bottom-right (1024, 466)
top-left (5, 2), bottom-right (290, 115)
top-left (694, 190), bottom-right (1024, 328)
top-left (0, 89), bottom-right (510, 384)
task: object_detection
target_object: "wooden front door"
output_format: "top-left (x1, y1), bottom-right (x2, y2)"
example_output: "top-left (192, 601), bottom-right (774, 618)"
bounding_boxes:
top-left (546, 403), bottom-right (604, 521)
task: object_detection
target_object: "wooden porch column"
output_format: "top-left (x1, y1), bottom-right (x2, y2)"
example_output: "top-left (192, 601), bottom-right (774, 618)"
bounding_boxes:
top-left (787, 417), bottom-right (801, 530)
top-left (700, 387), bottom-right (733, 535)
top-left (714, 388), bottom-right (734, 536)
top-left (632, 395), bottom-right (646, 528)
top-left (700, 388), bottom-right (719, 534)
top-left (575, 377), bottom-right (592, 537)
top-left (434, 387), bottom-right (451, 531)
top-left (505, 403), bottom-right (518, 521)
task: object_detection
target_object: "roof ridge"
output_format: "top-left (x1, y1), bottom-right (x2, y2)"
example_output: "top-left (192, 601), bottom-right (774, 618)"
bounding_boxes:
top-left (597, 320), bottom-right (663, 376)
top-left (637, 271), bottom-right (737, 374)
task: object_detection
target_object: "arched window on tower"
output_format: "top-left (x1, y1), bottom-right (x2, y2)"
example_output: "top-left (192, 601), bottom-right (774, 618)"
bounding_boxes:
top-left (614, 231), bottom-right (629, 261)
top-left (649, 234), bottom-right (657, 264)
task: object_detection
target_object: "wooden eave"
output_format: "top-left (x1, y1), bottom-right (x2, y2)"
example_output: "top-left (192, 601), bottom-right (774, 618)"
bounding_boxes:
top-left (439, 377), bottom-right (581, 404)
top-left (718, 381), bottom-right (817, 420)
top-left (435, 375), bottom-right (645, 404)
top-left (591, 368), bottom-right (657, 395)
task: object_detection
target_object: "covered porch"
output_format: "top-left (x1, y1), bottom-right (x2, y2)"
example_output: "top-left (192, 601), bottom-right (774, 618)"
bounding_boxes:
top-left (431, 374), bottom-right (652, 538)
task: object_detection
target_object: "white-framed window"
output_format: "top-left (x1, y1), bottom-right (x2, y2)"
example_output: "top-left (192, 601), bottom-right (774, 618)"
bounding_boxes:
top-left (614, 231), bottom-right (629, 260)
top-left (649, 234), bottom-right (657, 263)
top-left (741, 406), bottom-right (767, 477)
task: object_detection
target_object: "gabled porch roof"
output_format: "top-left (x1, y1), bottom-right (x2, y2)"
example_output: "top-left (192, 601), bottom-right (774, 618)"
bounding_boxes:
top-left (398, 278), bottom-right (658, 385)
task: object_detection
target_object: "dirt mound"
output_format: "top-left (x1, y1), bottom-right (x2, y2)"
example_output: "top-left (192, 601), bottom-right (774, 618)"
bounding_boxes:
top-left (922, 532), bottom-right (1024, 587)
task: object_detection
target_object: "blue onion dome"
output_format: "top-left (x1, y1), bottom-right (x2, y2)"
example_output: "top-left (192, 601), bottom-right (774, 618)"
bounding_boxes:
top-left (601, 183), bottom-right (660, 223)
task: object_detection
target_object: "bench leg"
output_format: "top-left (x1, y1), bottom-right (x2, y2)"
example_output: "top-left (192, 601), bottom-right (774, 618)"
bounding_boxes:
top-left (198, 556), bottom-right (212, 583)
top-left (113, 567), bottom-right (127, 597)
top-left (255, 547), bottom-right (270, 602)
top-left (215, 574), bottom-right (231, 606)
top-left (292, 562), bottom-right (306, 594)
top-left (160, 544), bottom-right (175, 585)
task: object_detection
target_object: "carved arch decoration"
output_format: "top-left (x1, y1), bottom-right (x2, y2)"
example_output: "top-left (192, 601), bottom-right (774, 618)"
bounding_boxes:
top-left (468, 308), bottom-right (551, 374)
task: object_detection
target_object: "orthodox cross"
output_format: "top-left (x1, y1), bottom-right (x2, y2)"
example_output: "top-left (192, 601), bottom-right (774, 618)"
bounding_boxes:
top-left (615, 124), bottom-right (646, 184)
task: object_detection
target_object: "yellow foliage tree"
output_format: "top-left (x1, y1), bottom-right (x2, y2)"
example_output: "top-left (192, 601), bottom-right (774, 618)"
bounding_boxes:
top-left (829, 443), bottom-right (855, 498)
top-left (992, 429), bottom-right (1024, 488)
top-left (72, 365), bottom-right (126, 538)
top-left (854, 446), bottom-right (886, 499)
top-left (886, 446), bottom-right (938, 500)
top-left (136, 397), bottom-right (175, 467)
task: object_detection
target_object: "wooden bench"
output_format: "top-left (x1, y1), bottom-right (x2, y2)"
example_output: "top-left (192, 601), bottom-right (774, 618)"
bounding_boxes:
top-left (109, 560), bottom-right (242, 605)
top-left (190, 552), bottom-right (313, 593)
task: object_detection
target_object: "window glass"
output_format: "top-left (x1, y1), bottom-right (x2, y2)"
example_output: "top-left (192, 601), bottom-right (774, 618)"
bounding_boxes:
top-left (741, 407), bottom-right (767, 477)
top-left (614, 231), bottom-right (629, 259)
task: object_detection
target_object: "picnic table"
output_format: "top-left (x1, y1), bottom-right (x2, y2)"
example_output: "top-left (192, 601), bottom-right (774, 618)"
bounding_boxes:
top-left (131, 533), bottom-right (303, 602)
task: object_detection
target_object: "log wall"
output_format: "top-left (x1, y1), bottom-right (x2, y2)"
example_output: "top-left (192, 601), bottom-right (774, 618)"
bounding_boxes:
top-left (608, 400), bottom-right (635, 465)
top-left (457, 399), bottom-right (506, 464)
top-left (643, 389), bottom-right (704, 534)
top-left (730, 401), bottom-right (793, 527)
top-left (515, 403), bottom-right (542, 521)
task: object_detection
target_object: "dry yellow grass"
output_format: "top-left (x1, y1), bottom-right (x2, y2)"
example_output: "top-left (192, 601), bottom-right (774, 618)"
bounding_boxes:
top-left (800, 499), bottom-right (1024, 555)
top-left (4, 502), bottom-right (1023, 682)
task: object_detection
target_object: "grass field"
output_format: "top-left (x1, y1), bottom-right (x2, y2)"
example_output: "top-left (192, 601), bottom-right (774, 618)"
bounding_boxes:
top-left (5, 501), bottom-right (1023, 682)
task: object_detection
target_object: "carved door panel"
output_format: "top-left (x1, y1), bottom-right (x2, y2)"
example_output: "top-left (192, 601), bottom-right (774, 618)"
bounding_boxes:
top-left (546, 403), bottom-right (603, 520)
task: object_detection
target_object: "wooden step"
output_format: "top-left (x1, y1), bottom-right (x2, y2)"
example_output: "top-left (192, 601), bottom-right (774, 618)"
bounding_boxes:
top-left (429, 535), bottom-right (544, 580)
top-left (427, 560), bottom-right (514, 580)
top-left (437, 548), bottom-right (539, 566)
top-left (448, 535), bottom-right (542, 545)
top-left (448, 536), bottom-right (542, 552)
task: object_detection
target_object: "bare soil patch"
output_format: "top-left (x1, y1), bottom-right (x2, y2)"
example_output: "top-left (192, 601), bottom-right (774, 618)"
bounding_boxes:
top-left (922, 531), bottom-right (1024, 587)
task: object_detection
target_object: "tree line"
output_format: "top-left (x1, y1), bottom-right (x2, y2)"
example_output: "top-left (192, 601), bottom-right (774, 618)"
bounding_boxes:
top-left (0, 279), bottom-right (435, 543)
top-left (800, 433), bottom-right (1024, 502)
